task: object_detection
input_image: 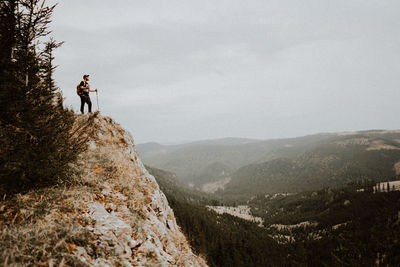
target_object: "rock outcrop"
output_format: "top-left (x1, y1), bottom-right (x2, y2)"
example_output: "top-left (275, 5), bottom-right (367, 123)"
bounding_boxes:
top-left (0, 114), bottom-right (207, 266)
top-left (73, 114), bottom-right (207, 266)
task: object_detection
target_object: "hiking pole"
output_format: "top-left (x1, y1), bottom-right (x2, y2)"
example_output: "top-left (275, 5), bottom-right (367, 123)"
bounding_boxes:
top-left (96, 89), bottom-right (100, 111)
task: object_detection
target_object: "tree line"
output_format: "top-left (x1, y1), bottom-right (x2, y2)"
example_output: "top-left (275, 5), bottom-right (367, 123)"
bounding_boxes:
top-left (149, 166), bottom-right (400, 266)
top-left (0, 0), bottom-right (91, 194)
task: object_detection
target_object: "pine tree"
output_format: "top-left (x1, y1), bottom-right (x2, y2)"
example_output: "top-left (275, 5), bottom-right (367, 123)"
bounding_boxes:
top-left (0, 0), bottom-right (91, 193)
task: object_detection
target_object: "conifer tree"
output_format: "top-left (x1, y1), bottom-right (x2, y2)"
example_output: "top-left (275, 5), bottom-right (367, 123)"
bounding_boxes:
top-left (0, 0), bottom-right (91, 193)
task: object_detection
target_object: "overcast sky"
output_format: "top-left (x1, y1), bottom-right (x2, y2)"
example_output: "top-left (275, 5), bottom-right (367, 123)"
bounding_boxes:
top-left (48, 0), bottom-right (400, 144)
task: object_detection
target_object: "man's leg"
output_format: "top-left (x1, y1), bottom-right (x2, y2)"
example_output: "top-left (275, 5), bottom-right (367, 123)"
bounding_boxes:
top-left (80, 96), bottom-right (85, 114)
top-left (87, 97), bottom-right (92, 113)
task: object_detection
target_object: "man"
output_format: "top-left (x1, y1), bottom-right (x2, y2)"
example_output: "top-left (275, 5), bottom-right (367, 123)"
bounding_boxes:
top-left (78, 74), bottom-right (97, 114)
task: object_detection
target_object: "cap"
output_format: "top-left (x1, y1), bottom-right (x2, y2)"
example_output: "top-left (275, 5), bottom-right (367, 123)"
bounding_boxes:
top-left (83, 74), bottom-right (90, 79)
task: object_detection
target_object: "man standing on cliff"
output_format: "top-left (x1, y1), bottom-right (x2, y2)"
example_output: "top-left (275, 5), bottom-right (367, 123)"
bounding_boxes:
top-left (78, 74), bottom-right (97, 114)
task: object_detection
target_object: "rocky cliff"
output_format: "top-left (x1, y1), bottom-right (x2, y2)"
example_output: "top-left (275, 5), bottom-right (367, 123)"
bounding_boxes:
top-left (0, 114), bottom-right (207, 266)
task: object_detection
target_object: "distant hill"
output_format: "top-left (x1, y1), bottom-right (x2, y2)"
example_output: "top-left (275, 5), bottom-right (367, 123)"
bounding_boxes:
top-left (135, 142), bottom-right (173, 158)
top-left (136, 138), bottom-right (259, 158)
top-left (139, 130), bottom-right (400, 198)
top-left (137, 133), bottom-right (336, 186)
top-left (223, 131), bottom-right (400, 198)
top-left (187, 137), bottom-right (260, 146)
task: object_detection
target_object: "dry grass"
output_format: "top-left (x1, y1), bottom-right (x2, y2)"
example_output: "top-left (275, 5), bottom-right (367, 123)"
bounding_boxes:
top-left (0, 160), bottom-right (119, 266)
top-left (0, 114), bottom-right (207, 266)
top-left (0, 186), bottom-right (92, 266)
top-left (0, 116), bottom-right (133, 266)
top-left (0, 114), bottom-right (104, 266)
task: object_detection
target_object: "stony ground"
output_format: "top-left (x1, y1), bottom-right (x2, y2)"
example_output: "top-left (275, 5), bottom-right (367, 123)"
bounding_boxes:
top-left (0, 114), bottom-right (207, 266)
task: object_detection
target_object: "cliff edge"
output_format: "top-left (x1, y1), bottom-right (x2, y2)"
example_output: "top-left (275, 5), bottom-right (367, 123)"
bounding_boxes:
top-left (0, 114), bottom-right (207, 266)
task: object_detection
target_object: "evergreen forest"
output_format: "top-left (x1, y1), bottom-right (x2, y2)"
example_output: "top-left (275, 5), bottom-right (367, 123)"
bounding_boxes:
top-left (149, 166), bottom-right (400, 266)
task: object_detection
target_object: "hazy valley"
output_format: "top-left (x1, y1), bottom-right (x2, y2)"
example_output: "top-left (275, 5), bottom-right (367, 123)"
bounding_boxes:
top-left (138, 130), bottom-right (400, 198)
top-left (143, 132), bottom-right (400, 265)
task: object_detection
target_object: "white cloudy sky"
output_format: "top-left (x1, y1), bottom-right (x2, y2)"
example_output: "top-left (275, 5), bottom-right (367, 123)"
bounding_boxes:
top-left (48, 0), bottom-right (400, 144)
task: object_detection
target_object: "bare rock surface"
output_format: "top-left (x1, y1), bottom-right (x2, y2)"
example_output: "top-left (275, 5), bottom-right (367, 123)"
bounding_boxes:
top-left (72, 114), bottom-right (207, 266)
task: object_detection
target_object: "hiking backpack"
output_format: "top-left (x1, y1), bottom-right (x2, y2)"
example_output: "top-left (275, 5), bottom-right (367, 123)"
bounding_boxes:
top-left (76, 82), bottom-right (83, 96)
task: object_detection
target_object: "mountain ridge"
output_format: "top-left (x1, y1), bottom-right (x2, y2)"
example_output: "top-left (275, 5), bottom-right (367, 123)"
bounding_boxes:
top-left (138, 130), bottom-right (400, 198)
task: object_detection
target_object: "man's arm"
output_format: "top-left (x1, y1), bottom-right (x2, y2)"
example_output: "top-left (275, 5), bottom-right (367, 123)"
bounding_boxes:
top-left (79, 81), bottom-right (87, 90)
top-left (79, 81), bottom-right (95, 92)
top-left (83, 82), bottom-right (96, 92)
